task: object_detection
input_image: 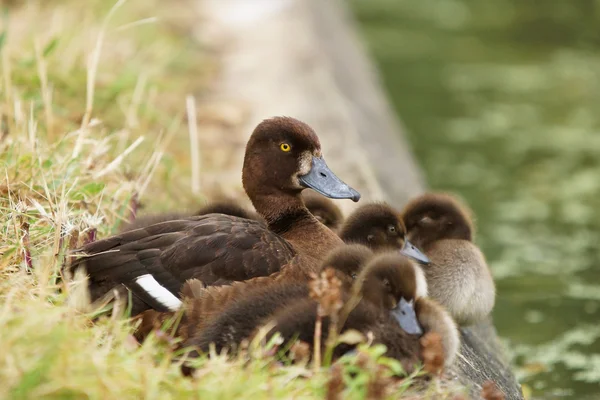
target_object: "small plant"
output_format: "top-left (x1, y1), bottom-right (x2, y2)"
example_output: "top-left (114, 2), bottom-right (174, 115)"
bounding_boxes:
top-left (0, 1), bottom-right (473, 398)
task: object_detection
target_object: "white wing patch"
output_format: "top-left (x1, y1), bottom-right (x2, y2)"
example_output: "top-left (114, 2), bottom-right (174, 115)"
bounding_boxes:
top-left (134, 274), bottom-right (183, 311)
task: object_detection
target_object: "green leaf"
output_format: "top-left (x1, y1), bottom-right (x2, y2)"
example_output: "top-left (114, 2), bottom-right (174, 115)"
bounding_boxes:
top-left (43, 38), bottom-right (59, 57)
top-left (81, 182), bottom-right (105, 196)
top-left (337, 329), bottom-right (365, 346)
top-left (378, 357), bottom-right (406, 376)
top-left (0, 31), bottom-right (6, 53)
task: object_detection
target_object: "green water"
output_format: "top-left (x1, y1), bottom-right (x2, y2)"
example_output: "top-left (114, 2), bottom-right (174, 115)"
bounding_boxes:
top-left (350, 1), bottom-right (600, 399)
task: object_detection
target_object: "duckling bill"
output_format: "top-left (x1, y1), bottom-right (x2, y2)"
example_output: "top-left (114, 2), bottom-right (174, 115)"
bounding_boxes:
top-left (339, 202), bottom-right (429, 264)
top-left (391, 298), bottom-right (422, 335)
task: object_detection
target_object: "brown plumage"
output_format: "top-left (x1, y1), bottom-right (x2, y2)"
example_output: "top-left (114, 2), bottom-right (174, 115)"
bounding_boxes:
top-left (402, 192), bottom-right (495, 326)
top-left (339, 203), bottom-right (405, 249)
top-left (119, 191), bottom-right (341, 234)
top-left (183, 252), bottom-right (459, 372)
top-left (338, 202), bottom-right (430, 264)
top-left (71, 117), bottom-right (360, 315)
top-left (301, 190), bottom-right (344, 232)
top-left (119, 200), bottom-right (263, 233)
top-left (150, 202), bottom-right (427, 333)
top-left (134, 244), bottom-right (374, 343)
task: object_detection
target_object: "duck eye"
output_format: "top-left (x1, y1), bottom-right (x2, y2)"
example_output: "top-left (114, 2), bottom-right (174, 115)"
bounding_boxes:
top-left (280, 143), bottom-right (291, 152)
top-left (387, 225), bottom-right (396, 234)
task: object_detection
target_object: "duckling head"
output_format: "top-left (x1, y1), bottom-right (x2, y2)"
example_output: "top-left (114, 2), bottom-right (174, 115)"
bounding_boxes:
top-left (402, 193), bottom-right (474, 250)
top-left (358, 253), bottom-right (428, 335)
top-left (319, 244), bottom-right (374, 286)
top-left (302, 189), bottom-right (344, 231)
top-left (242, 117), bottom-right (360, 205)
top-left (339, 203), bottom-right (429, 264)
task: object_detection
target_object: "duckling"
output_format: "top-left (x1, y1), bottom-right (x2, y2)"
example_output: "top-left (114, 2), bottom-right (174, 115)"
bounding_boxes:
top-left (194, 200), bottom-right (262, 222)
top-left (134, 244), bottom-right (374, 343)
top-left (401, 192), bottom-right (495, 326)
top-left (339, 202), bottom-right (430, 264)
top-left (71, 117), bottom-right (361, 315)
top-left (269, 253), bottom-right (459, 368)
top-left (119, 200), bottom-right (263, 233)
top-left (120, 191), bottom-right (341, 234)
top-left (186, 253), bottom-right (459, 370)
top-left (301, 189), bottom-right (344, 232)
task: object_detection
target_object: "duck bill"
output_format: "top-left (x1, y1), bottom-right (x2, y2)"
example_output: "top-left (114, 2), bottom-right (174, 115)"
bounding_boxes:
top-left (299, 157), bottom-right (361, 202)
top-left (400, 240), bottom-right (430, 265)
top-left (390, 298), bottom-right (423, 335)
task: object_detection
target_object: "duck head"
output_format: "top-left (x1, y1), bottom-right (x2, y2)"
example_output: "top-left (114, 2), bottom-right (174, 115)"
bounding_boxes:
top-left (242, 117), bottom-right (360, 203)
top-left (358, 253), bottom-right (428, 335)
top-left (319, 244), bottom-right (374, 286)
top-left (402, 193), bottom-right (474, 250)
top-left (302, 190), bottom-right (344, 231)
top-left (339, 203), bottom-right (429, 264)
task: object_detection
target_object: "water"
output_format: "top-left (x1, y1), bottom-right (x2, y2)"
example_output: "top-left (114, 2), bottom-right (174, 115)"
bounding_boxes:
top-left (349, 1), bottom-right (600, 398)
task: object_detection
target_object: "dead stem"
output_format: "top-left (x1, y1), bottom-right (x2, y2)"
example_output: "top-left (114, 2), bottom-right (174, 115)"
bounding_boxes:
top-left (128, 191), bottom-right (139, 223)
top-left (21, 218), bottom-right (33, 272)
top-left (34, 38), bottom-right (54, 135)
top-left (186, 95), bottom-right (201, 195)
top-left (84, 228), bottom-right (97, 245)
top-left (73, 0), bottom-right (127, 158)
top-left (1, 114), bottom-right (9, 142)
top-left (313, 310), bottom-right (323, 372)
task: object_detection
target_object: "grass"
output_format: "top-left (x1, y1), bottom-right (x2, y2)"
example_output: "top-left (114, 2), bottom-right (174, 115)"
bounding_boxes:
top-left (0, 1), bottom-right (468, 398)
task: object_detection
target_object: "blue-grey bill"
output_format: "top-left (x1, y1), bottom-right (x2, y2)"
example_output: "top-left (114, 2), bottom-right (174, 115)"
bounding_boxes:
top-left (299, 157), bottom-right (361, 202)
top-left (400, 240), bottom-right (430, 265)
top-left (390, 297), bottom-right (423, 335)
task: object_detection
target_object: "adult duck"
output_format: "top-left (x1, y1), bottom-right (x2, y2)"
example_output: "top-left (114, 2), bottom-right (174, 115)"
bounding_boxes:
top-left (184, 252), bottom-right (459, 371)
top-left (72, 117), bottom-right (360, 314)
top-left (402, 192), bottom-right (495, 326)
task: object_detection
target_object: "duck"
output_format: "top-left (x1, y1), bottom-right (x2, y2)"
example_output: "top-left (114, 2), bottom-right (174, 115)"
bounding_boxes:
top-left (401, 192), bottom-right (495, 326)
top-left (133, 244), bottom-right (375, 343)
top-left (183, 252), bottom-right (459, 372)
top-left (338, 202), bottom-right (429, 264)
top-left (71, 116), bottom-right (361, 315)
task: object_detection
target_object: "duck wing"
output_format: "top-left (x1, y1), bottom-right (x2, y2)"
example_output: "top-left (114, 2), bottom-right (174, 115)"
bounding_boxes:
top-left (72, 214), bottom-right (296, 312)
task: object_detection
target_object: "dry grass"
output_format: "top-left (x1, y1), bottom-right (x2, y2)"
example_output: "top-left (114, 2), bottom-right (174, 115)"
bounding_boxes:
top-left (0, 1), bottom-right (469, 398)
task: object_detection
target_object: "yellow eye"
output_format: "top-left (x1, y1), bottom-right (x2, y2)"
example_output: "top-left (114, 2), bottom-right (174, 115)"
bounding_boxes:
top-left (280, 143), bottom-right (291, 152)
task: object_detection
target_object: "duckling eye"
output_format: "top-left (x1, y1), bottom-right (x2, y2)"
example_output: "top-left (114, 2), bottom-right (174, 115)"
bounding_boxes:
top-left (387, 225), bottom-right (396, 234)
top-left (351, 273), bottom-right (357, 279)
top-left (280, 143), bottom-right (291, 152)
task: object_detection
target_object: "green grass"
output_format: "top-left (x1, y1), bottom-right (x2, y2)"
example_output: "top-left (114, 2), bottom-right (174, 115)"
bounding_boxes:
top-left (0, 1), bottom-right (468, 398)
